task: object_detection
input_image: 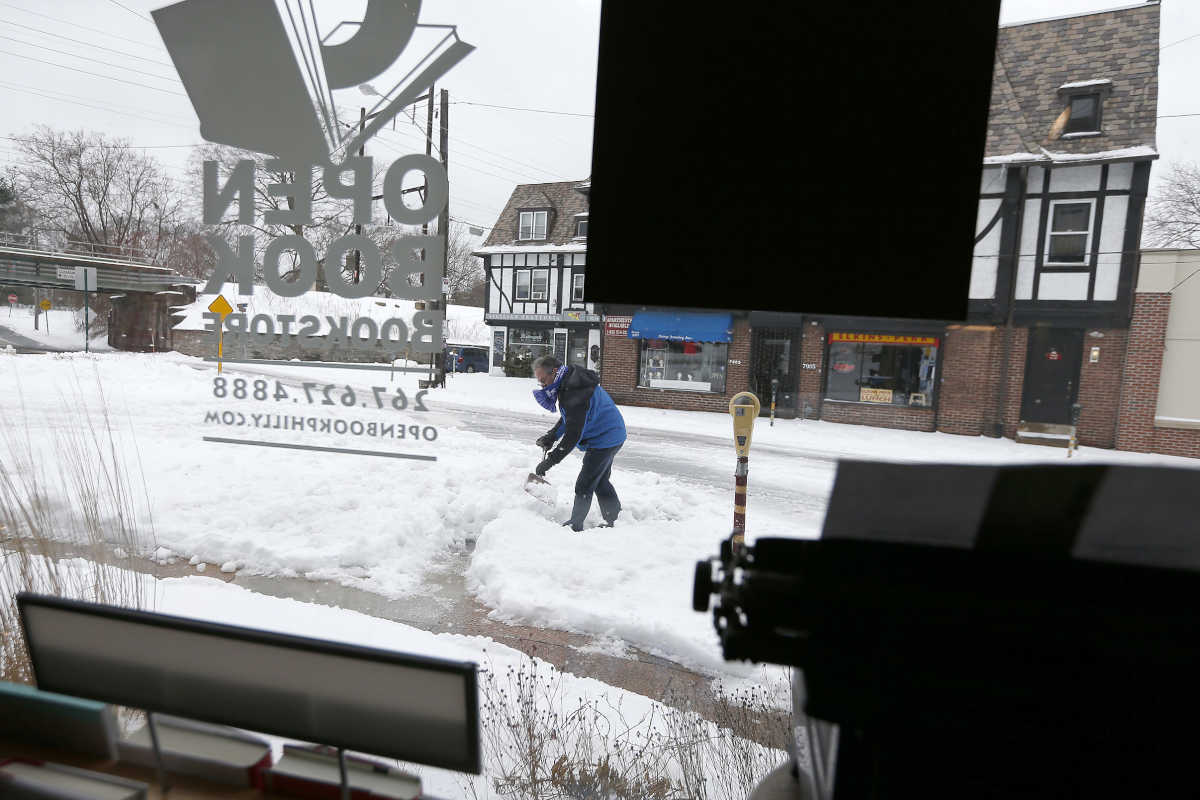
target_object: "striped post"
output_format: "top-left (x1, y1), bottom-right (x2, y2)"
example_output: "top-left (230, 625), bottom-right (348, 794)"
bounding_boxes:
top-left (728, 392), bottom-right (762, 552)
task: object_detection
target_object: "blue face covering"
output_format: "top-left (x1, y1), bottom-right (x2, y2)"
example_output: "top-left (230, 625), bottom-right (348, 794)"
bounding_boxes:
top-left (532, 365), bottom-right (569, 412)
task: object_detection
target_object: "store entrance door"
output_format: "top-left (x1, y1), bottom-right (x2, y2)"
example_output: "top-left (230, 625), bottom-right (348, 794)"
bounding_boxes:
top-left (750, 327), bottom-right (801, 418)
top-left (1020, 327), bottom-right (1083, 424)
top-left (567, 329), bottom-right (589, 368)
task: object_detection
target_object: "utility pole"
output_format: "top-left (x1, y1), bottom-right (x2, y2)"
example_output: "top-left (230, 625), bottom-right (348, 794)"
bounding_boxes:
top-left (424, 85), bottom-right (436, 384)
top-left (353, 106), bottom-right (365, 284)
top-left (437, 87), bottom-right (450, 386)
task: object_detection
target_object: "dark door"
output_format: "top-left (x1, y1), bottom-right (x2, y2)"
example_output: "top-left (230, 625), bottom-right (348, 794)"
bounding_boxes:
top-left (750, 327), bottom-right (801, 417)
top-left (1020, 328), bottom-right (1083, 424)
top-left (567, 328), bottom-right (589, 367)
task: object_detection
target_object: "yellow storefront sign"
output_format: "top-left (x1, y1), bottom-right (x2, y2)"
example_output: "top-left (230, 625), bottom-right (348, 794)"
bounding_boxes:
top-left (860, 387), bottom-right (894, 404)
top-left (830, 332), bottom-right (939, 346)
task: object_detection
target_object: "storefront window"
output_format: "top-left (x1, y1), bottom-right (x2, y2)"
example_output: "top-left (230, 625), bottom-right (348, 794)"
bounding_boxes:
top-left (825, 333), bottom-right (938, 407)
top-left (638, 340), bottom-right (728, 393)
top-left (507, 327), bottom-right (552, 359)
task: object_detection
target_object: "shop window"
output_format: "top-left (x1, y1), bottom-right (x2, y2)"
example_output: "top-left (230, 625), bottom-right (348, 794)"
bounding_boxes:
top-left (1063, 93), bottom-right (1100, 135)
top-left (572, 273), bottom-right (585, 301)
top-left (638, 340), bottom-right (728, 393)
top-left (824, 333), bottom-right (938, 407)
top-left (515, 270), bottom-right (531, 300)
top-left (1045, 200), bottom-right (1093, 265)
top-left (519, 211), bottom-right (548, 240)
top-left (531, 269), bottom-right (549, 300)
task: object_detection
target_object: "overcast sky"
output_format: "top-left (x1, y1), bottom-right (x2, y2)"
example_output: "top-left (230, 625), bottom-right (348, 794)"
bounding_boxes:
top-left (0, 0), bottom-right (1195, 243)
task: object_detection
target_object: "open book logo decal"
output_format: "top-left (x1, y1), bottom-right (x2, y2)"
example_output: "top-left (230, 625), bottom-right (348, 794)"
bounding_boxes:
top-left (151, 0), bottom-right (474, 163)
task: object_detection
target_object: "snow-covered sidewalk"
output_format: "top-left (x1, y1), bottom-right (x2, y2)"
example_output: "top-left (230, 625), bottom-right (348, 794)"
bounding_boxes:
top-left (2, 351), bottom-right (1195, 685)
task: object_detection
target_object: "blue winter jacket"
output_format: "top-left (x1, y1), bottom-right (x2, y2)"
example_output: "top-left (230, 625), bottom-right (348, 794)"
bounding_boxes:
top-left (542, 366), bottom-right (626, 466)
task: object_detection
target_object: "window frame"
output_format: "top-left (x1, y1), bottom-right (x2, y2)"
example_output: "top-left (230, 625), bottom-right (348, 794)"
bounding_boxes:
top-left (1062, 92), bottom-right (1102, 136)
top-left (515, 269), bottom-right (531, 301)
top-left (822, 333), bottom-right (941, 408)
top-left (636, 339), bottom-right (730, 394)
top-left (530, 269), bottom-right (549, 301)
top-left (518, 210), bottom-right (549, 241)
top-left (575, 218), bottom-right (588, 238)
top-left (572, 273), bottom-right (585, 302)
top-left (1043, 198), bottom-right (1096, 268)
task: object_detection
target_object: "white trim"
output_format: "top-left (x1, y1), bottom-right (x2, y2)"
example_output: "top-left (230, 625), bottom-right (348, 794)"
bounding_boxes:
top-left (1044, 198), bottom-right (1096, 267)
top-left (1059, 78), bottom-right (1113, 90)
top-left (515, 269), bottom-right (531, 301)
top-left (518, 210), bottom-right (548, 241)
top-left (1155, 416), bottom-right (1200, 430)
top-left (1000, 1), bottom-right (1156, 29)
top-left (572, 273), bottom-right (585, 302)
top-left (473, 243), bottom-right (588, 256)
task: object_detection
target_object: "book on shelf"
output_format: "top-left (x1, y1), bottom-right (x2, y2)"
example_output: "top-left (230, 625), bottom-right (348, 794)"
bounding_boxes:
top-left (116, 713), bottom-right (272, 788)
top-left (0, 758), bottom-right (147, 800)
top-left (0, 680), bottom-right (119, 760)
top-left (263, 744), bottom-right (421, 800)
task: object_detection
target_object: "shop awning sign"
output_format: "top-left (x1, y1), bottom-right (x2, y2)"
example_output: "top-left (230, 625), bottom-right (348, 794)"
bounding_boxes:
top-left (627, 311), bottom-right (733, 343)
top-left (604, 315), bottom-right (632, 336)
top-left (830, 332), bottom-right (940, 346)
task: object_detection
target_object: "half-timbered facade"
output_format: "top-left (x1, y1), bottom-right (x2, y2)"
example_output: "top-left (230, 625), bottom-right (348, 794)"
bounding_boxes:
top-left (473, 180), bottom-right (600, 375)
top-left (737, 2), bottom-right (1161, 450)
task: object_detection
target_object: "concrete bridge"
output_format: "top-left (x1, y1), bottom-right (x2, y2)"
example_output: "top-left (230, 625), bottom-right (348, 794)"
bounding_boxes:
top-left (0, 238), bottom-right (196, 352)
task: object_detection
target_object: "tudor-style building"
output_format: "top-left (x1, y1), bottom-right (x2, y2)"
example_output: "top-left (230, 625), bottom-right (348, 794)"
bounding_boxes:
top-left (732, 1), bottom-right (1161, 450)
top-left (473, 180), bottom-right (600, 375)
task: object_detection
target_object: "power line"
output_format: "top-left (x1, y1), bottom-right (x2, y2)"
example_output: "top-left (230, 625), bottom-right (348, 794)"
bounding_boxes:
top-left (1161, 31), bottom-right (1200, 51)
top-left (3, 135), bottom-right (199, 150)
top-left (0, 33), bottom-right (180, 82)
top-left (0, 4), bottom-right (167, 50)
top-left (0, 48), bottom-right (186, 96)
top-left (0, 78), bottom-right (195, 128)
top-left (1, 18), bottom-right (174, 67)
top-left (448, 100), bottom-right (592, 118)
top-left (103, 0), bottom-right (153, 24)
top-left (449, 100), bottom-right (594, 118)
top-left (1157, 112), bottom-right (1200, 119)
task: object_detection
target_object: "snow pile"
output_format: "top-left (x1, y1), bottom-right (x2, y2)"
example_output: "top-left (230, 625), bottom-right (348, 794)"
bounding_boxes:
top-left (0, 304), bottom-right (112, 351)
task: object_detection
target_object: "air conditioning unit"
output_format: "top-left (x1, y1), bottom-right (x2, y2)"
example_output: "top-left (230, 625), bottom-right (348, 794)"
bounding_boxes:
top-left (531, 292), bottom-right (546, 300)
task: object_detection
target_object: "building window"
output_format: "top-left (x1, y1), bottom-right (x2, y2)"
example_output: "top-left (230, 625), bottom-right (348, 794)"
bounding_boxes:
top-left (638, 340), bottom-right (728, 393)
top-left (1063, 93), bottom-right (1100, 135)
top-left (572, 273), bottom-right (585, 301)
top-left (1045, 200), bottom-right (1094, 265)
top-left (824, 333), bottom-right (939, 407)
top-left (519, 211), bottom-right (548, 240)
top-left (576, 218), bottom-right (588, 237)
top-left (531, 269), bottom-right (549, 300)
top-left (515, 270), bottom-right (531, 300)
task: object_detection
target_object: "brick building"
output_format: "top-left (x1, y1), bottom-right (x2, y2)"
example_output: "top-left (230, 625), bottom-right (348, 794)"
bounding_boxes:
top-left (1115, 249), bottom-right (1200, 458)
top-left (717, 3), bottom-right (1161, 450)
top-left (599, 308), bottom-right (751, 413)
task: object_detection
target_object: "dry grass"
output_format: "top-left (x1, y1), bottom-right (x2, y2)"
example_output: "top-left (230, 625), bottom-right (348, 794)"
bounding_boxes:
top-left (461, 652), bottom-right (792, 800)
top-left (0, 360), bottom-right (155, 683)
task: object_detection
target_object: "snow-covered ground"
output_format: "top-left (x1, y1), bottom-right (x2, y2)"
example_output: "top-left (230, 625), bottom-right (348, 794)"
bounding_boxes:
top-left (3, 558), bottom-right (785, 799)
top-left (0, 304), bottom-right (111, 351)
top-left (2, 351), bottom-right (1196, 683)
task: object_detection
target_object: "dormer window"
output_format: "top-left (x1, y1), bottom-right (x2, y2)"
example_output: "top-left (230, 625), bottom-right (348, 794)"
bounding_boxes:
top-left (576, 219), bottom-right (588, 237)
top-left (519, 210), bottom-right (548, 240)
top-left (1064, 93), bottom-right (1100, 135)
top-left (1055, 79), bottom-right (1111, 138)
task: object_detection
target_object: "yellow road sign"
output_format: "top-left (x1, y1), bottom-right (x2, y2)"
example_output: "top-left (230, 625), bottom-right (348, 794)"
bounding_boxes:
top-left (207, 294), bottom-right (232, 373)
top-left (38, 299), bottom-right (51, 311)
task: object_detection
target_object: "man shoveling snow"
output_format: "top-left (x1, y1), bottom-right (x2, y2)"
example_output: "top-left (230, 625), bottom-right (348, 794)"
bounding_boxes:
top-left (530, 354), bottom-right (627, 531)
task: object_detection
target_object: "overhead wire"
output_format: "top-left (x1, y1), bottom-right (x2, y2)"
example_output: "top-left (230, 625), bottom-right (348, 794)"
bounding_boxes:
top-left (0, 18), bottom-right (173, 67)
top-left (0, 48), bottom-right (186, 96)
top-left (0, 33), bottom-right (181, 82)
top-left (0, 3), bottom-right (168, 50)
top-left (0, 79), bottom-right (195, 128)
top-left (103, 0), bottom-right (153, 24)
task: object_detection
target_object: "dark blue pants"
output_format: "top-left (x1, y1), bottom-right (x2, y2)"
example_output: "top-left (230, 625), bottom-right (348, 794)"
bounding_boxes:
top-left (569, 444), bottom-right (622, 531)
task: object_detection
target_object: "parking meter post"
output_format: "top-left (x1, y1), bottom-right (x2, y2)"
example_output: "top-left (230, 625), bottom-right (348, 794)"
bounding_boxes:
top-left (770, 376), bottom-right (779, 427)
top-left (728, 391), bottom-right (761, 553)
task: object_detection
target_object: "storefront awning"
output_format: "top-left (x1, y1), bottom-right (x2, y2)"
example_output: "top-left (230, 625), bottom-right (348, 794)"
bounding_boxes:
top-left (628, 311), bottom-right (733, 343)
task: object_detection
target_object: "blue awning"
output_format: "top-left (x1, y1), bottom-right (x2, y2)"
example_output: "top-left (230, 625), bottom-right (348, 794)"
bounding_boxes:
top-left (627, 311), bottom-right (733, 343)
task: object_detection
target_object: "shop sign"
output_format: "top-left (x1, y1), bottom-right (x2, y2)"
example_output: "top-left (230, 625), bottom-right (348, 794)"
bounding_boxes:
top-left (604, 315), bottom-right (633, 337)
top-left (830, 332), bottom-right (939, 346)
top-left (832, 360), bottom-right (856, 373)
top-left (1046, 348), bottom-right (1061, 361)
top-left (860, 387), bottom-right (893, 403)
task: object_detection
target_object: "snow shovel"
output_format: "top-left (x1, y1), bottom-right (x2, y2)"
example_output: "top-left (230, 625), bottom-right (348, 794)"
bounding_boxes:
top-left (524, 447), bottom-right (556, 506)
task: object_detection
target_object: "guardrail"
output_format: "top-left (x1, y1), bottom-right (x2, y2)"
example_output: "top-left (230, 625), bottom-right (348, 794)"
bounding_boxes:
top-left (0, 231), bottom-right (157, 265)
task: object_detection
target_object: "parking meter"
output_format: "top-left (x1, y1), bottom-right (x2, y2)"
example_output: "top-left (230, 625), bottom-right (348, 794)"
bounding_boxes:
top-left (729, 391), bottom-right (761, 551)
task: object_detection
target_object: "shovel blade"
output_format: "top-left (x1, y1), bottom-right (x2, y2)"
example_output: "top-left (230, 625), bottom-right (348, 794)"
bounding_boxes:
top-left (524, 473), bottom-right (555, 505)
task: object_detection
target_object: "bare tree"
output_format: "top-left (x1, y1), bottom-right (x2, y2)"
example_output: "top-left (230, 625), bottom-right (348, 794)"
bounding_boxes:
top-left (0, 173), bottom-right (35, 236)
top-left (11, 126), bottom-right (183, 262)
top-left (1145, 161), bottom-right (1200, 248)
top-left (436, 221), bottom-right (484, 304)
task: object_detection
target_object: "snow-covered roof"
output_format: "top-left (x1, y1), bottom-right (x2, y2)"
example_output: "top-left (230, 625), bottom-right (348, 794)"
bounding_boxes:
top-left (983, 145), bottom-right (1158, 166)
top-left (1001, 1), bottom-right (1156, 29)
top-left (573, 211), bottom-right (589, 217)
top-left (1059, 78), bottom-right (1113, 90)
top-left (472, 243), bottom-right (588, 256)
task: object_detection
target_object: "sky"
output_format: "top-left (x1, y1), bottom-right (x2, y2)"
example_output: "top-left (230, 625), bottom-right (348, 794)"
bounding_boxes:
top-left (0, 0), bottom-right (1194, 244)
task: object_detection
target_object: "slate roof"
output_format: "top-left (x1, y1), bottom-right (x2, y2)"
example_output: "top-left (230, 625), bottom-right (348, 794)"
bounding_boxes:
top-left (477, 180), bottom-right (589, 250)
top-left (986, 1), bottom-right (1159, 160)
